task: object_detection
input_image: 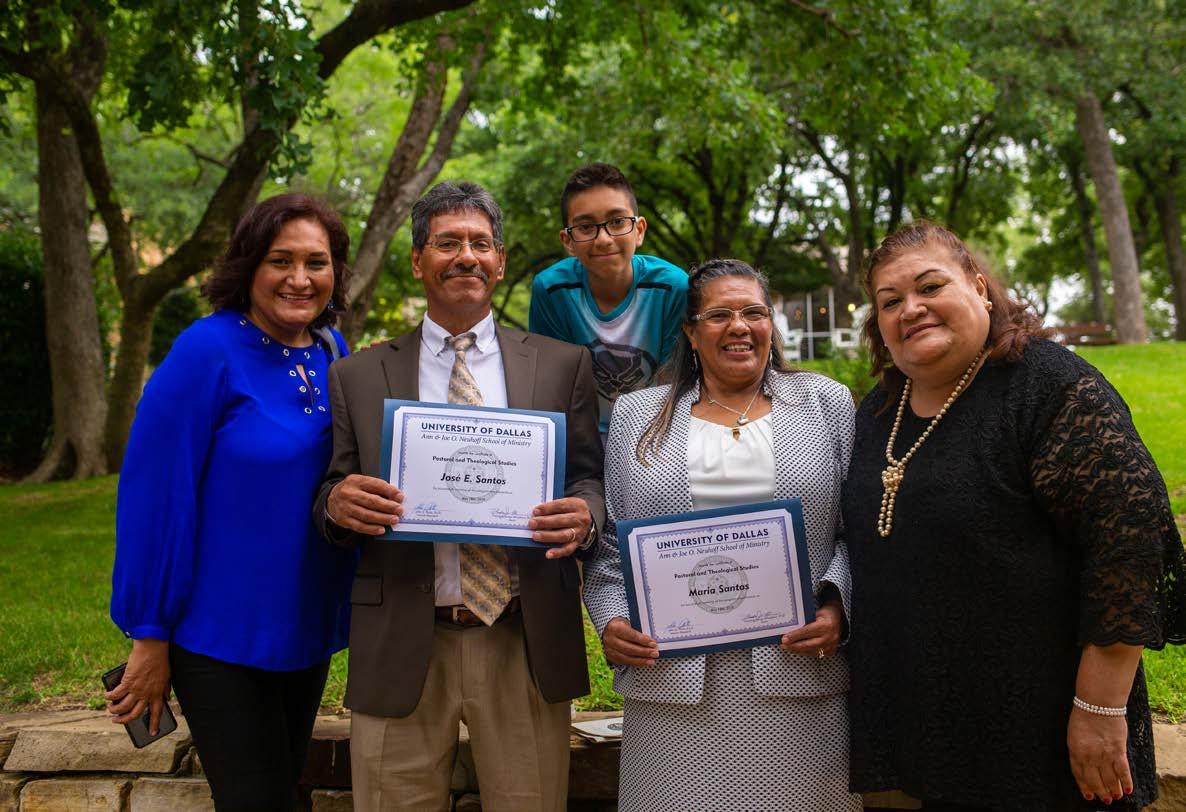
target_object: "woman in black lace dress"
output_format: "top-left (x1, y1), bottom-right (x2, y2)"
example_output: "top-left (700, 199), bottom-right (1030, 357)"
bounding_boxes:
top-left (842, 222), bottom-right (1186, 811)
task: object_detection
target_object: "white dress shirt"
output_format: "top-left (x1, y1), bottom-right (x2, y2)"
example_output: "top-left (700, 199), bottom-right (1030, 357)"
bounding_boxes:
top-left (419, 312), bottom-right (520, 605)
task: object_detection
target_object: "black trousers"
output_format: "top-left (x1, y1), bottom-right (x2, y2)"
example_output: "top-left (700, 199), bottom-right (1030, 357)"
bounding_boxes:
top-left (169, 643), bottom-right (330, 812)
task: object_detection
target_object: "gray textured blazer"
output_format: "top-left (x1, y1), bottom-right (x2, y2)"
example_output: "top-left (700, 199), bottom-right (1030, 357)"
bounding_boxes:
top-left (314, 323), bottom-right (606, 718)
top-left (583, 370), bottom-right (855, 704)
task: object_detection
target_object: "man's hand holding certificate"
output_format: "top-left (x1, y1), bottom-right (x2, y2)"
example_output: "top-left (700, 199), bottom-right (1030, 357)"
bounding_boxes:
top-left (611, 500), bottom-right (826, 658)
top-left (327, 400), bottom-right (591, 558)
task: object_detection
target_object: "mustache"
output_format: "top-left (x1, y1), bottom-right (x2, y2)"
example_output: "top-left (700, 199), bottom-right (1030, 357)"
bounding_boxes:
top-left (441, 267), bottom-right (490, 282)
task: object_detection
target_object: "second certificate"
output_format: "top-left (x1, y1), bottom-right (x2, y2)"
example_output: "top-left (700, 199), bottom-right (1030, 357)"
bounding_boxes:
top-left (380, 400), bottom-right (564, 546)
top-left (619, 500), bottom-right (815, 657)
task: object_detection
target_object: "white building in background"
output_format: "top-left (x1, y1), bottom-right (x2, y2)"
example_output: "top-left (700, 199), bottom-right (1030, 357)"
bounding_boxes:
top-left (773, 289), bottom-right (864, 361)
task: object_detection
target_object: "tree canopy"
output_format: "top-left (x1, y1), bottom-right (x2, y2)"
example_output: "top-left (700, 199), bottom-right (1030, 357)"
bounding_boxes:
top-left (2, 0), bottom-right (1185, 479)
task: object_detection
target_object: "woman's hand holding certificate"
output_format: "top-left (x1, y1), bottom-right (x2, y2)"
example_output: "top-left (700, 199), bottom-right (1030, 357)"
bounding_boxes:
top-left (616, 500), bottom-right (818, 657)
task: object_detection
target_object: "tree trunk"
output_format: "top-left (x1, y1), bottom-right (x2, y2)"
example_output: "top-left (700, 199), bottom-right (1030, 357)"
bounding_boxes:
top-left (104, 295), bottom-right (155, 472)
top-left (817, 233), bottom-right (862, 328)
top-left (1074, 92), bottom-right (1147, 342)
top-left (26, 83), bottom-right (108, 482)
top-left (341, 34), bottom-right (486, 345)
top-left (1152, 157), bottom-right (1186, 341)
top-left (1068, 157), bottom-right (1106, 323)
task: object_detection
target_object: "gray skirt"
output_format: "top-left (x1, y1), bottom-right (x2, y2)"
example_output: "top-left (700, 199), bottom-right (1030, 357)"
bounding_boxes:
top-left (619, 649), bottom-right (862, 812)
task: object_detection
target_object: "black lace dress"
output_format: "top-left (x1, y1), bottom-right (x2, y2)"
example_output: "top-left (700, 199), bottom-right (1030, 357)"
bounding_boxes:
top-left (842, 338), bottom-right (1186, 811)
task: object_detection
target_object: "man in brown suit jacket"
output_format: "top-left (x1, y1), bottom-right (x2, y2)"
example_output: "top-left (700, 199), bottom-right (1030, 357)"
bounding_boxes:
top-left (314, 181), bottom-right (604, 812)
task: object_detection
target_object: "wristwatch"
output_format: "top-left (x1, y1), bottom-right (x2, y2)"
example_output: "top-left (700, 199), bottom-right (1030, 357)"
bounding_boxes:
top-left (578, 519), bottom-right (598, 551)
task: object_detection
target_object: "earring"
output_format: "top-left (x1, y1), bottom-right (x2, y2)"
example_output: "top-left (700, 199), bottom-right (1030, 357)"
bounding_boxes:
top-left (691, 350), bottom-right (699, 371)
top-left (985, 300), bottom-right (994, 312)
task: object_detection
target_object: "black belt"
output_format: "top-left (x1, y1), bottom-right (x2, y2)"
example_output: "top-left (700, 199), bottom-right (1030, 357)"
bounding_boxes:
top-left (434, 596), bottom-right (521, 627)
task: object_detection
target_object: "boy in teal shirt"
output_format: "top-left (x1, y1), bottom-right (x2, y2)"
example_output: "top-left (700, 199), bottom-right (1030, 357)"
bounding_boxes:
top-left (528, 163), bottom-right (688, 433)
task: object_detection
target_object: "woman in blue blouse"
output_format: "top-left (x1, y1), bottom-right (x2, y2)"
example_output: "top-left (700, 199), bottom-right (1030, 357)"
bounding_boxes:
top-left (107, 193), bottom-right (357, 811)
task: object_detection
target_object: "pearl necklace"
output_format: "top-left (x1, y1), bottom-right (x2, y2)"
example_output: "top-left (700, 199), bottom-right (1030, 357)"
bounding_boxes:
top-left (878, 350), bottom-right (985, 538)
top-left (705, 383), bottom-right (762, 441)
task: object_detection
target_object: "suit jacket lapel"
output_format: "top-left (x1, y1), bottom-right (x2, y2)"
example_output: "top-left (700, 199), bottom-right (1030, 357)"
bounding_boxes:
top-left (381, 325), bottom-right (422, 400)
top-left (496, 324), bottom-right (536, 409)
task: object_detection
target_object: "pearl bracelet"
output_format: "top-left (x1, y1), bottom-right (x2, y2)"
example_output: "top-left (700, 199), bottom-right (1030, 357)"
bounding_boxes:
top-left (1073, 696), bottom-right (1127, 717)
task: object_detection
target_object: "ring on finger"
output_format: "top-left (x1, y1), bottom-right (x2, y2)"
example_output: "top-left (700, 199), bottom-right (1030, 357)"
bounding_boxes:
top-left (568, 527), bottom-right (577, 543)
top-left (817, 649), bottom-right (826, 659)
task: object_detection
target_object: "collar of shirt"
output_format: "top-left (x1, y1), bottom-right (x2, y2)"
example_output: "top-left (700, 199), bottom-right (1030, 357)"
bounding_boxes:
top-left (421, 311), bottom-right (499, 358)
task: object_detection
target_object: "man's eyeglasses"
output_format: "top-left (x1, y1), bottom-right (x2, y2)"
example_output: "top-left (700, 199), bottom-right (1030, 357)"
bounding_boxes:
top-left (690, 306), bottom-right (773, 326)
top-left (425, 238), bottom-right (502, 257)
top-left (564, 216), bottom-right (638, 243)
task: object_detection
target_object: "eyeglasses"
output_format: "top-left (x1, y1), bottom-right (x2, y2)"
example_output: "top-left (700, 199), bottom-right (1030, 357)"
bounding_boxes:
top-left (690, 305), bottom-right (773, 326)
top-left (425, 238), bottom-right (502, 257)
top-left (564, 216), bottom-right (638, 243)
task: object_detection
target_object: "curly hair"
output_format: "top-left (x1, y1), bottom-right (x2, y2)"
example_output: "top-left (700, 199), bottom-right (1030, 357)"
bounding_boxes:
top-left (862, 221), bottom-right (1048, 404)
top-left (202, 193), bottom-right (351, 329)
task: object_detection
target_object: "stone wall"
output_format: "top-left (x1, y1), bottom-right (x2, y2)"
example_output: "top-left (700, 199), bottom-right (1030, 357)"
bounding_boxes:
top-left (2, 709), bottom-right (1185, 810)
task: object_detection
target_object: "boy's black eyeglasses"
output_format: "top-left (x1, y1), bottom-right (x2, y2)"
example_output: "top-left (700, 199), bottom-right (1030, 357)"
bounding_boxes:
top-left (564, 216), bottom-right (638, 243)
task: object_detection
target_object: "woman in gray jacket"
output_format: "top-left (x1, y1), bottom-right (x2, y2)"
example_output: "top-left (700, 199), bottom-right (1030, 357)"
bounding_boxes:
top-left (584, 259), bottom-right (860, 811)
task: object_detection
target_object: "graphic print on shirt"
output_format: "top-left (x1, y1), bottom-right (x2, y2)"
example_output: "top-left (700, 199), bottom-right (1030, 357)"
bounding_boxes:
top-left (581, 305), bottom-right (661, 422)
top-left (589, 337), bottom-right (659, 410)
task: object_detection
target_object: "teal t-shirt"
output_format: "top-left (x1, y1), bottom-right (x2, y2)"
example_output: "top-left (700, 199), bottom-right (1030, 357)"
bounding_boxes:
top-left (529, 254), bottom-right (688, 432)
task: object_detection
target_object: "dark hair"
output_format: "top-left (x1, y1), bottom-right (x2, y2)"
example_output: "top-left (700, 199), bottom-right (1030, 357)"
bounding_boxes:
top-left (862, 221), bottom-right (1048, 405)
top-left (202, 193), bottom-right (350, 329)
top-left (559, 163), bottom-right (638, 225)
top-left (636, 258), bottom-right (792, 464)
top-left (411, 181), bottom-right (504, 249)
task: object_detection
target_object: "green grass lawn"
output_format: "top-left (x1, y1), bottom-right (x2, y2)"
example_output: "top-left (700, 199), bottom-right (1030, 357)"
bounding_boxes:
top-left (1, 342), bottom-right (1183, 716)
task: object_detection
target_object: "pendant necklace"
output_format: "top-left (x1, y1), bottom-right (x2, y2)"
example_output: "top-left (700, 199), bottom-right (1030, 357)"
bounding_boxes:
top-left (878, 349), bottom-right (985, 538)
top-left (705, 384), bottom-right (762, 441)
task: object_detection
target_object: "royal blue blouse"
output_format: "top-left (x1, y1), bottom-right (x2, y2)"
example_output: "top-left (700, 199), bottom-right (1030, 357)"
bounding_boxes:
top-left (111, 309), bottom-right (356, 671)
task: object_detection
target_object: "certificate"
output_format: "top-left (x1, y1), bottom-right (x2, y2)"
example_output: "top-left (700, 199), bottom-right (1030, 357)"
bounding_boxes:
top-left (378, 400), bottom-right (566, 547)
top-left (618, 500), bottom-right (815, 657)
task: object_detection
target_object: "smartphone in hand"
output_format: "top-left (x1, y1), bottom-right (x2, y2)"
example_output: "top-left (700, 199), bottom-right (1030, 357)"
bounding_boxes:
top-left (101, 662), bottom-right (178, 749)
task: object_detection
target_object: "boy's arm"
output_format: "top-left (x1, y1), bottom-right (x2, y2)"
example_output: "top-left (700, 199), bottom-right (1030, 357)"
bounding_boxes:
top-left (658, 269), bottom-right (689, 360)
top-left (528, 274), bottom-right (570, 342)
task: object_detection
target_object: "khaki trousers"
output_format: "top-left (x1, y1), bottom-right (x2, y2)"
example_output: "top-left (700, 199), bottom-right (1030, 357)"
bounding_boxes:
top-left (350, 614), bottom-right (571, 812)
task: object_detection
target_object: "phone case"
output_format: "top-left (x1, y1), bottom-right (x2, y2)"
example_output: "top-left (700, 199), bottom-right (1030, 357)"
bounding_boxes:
top-left (101, 662), bottom-right (178, 749)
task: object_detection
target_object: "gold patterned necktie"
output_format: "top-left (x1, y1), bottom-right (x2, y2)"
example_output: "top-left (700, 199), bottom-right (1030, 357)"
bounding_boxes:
top-left (445, 333), bottom-right (512, 626)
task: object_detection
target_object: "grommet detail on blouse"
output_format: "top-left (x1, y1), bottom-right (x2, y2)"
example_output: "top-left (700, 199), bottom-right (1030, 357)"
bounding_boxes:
top-left (304, 351), bottom-right (311, 359)
top-left (239, 319), bottom-right (247, 325)
top-left (318, 406), bottom-right (326, 412)
top-left (299, 385), bottom-right (307, 393)
top-left (304, 407), bottom-right (312, 414)
top-left (314, 388), bottom-right (320, 395)
top-left (309, 370), bottom-right (316, 377)
top-left (283, 348), bottom-right (290, 357)
top-left (289, 370), bottom-right (297, 377)
top-left (261, 337), bottom-right (270, 345)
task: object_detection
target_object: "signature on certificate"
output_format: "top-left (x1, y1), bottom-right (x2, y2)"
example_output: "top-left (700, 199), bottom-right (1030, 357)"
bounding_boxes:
top-left (665, 617), bottom-right (694, 634)
top-left (741, 609), bottom-right (784, 624)
top-left (414, 502), bottom-right (441, 518)
top-left (492, 506), bottom-right (528, 521)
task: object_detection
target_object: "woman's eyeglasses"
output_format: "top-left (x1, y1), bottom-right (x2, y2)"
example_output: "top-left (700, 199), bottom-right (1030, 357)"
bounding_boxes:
top-left (690, 306), bottom-right (772, 326)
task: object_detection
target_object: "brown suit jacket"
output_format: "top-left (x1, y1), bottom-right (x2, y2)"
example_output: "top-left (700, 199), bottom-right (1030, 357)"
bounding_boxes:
top-left (314, 322), bottom-right (605, 718)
